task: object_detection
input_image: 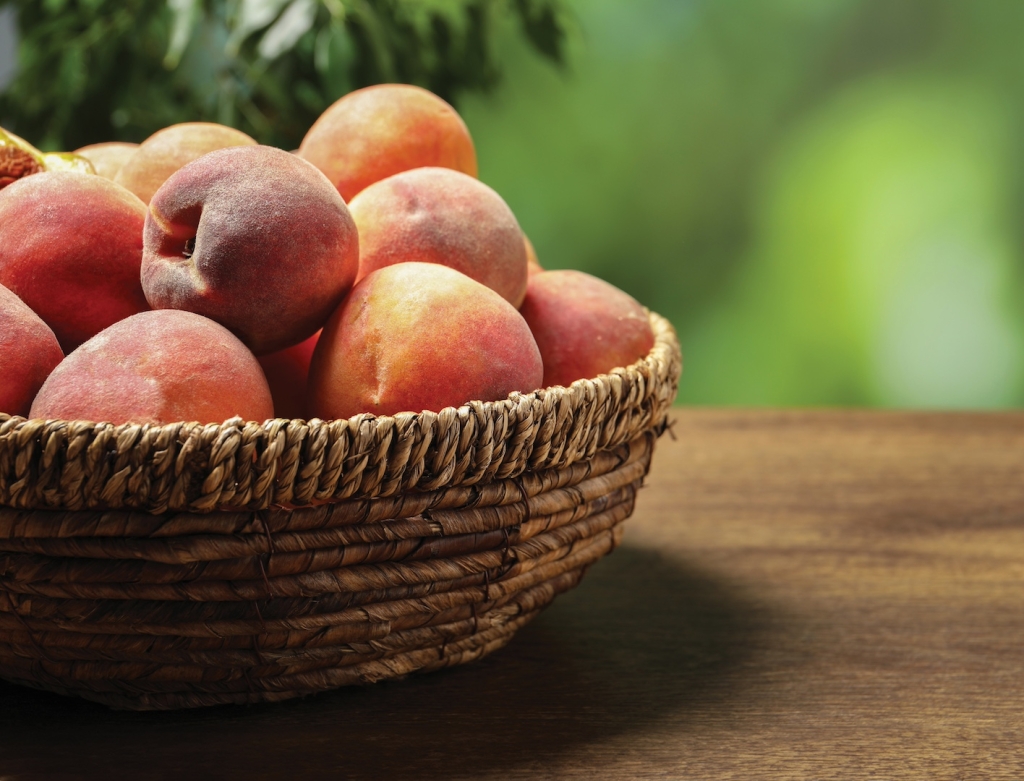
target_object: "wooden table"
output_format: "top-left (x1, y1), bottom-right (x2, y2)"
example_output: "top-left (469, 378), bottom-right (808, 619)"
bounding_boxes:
top-left (2, 409), bottom-right (1023, 779)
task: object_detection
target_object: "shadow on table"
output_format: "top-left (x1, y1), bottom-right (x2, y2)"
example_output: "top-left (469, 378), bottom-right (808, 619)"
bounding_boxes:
top-left (0, 545), bottom-right (770, 780)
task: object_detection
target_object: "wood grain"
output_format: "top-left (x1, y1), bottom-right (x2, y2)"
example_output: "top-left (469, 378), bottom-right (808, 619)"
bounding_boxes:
top-left (2, 409), bottom-right (1024, 780)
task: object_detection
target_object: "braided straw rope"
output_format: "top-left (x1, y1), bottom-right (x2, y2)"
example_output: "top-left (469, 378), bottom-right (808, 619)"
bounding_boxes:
top-left (0, 312), bottom-right (680, 709)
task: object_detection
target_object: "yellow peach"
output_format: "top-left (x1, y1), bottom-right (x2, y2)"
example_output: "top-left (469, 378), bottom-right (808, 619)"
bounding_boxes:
top-left (297, 84), bottom-right (477, 202)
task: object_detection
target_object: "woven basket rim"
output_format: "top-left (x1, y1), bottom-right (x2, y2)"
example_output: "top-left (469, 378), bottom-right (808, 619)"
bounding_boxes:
top-left (0, 311), bottom-right (681, 515)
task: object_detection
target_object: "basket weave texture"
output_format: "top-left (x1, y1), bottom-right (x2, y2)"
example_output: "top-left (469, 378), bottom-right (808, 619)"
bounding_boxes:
top-left (0, 312), bottom-right (680, 710)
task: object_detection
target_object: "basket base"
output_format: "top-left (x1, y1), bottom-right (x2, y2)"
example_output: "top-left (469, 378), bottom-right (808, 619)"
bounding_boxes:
top-left (0, 433), bottom-right (654, 710)
top-left (2, 542), bottom-right (618, 710)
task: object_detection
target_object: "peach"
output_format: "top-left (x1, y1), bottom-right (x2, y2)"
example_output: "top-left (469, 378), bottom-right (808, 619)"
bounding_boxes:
top-left (0, 284), bottom-right (64, 416)
top-left (519, 270), bottom-right (655, 388)
top-left (73, 142), bottom-right (139, 180)
top-left (297, 84), bottom-right (477, 202)
top-left (30, 309), bottom-right (273, 425)
top-left (40, 152), bottom-right (96, 175)
top-left (142, 145), bottom-right (359, 355)
top-left (524, 234), bottom-right (544, 277)
top-left (308, 263), bottom-right (543, 420)
top-left (350, 167), bottom-right (528, 307)
top-left (258, 330), bottom-right (320, 419)
top-left (114, 122), bottom-right (256, 204)
top-left (0, 171), bottom-right (149, 352)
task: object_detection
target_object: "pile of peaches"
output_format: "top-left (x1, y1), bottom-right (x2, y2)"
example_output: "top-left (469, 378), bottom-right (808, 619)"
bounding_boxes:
top-left (0, 85), bottom-right (655, 426)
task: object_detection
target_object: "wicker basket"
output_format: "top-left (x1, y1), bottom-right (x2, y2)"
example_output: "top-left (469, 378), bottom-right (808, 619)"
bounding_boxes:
top-left (0, 312), bottom-right (680, 710)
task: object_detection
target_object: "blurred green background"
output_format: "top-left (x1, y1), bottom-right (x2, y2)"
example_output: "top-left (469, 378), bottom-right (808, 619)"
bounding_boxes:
top-left (4, 0), bottom-right (1024, 408)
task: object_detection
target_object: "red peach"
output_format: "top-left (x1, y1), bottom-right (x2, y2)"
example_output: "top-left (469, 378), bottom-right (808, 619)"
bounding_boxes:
top-left (258, 330), bottom-right (320, 419)
top-left (142, 145), bottom-right (359, 355)
top-left (114, 122), bottom-right (256, 204)
top-left (0, 283), bottom-right (64, 416)
top-left (30, 309), bottom-right (273, 425)
top-left (73, 142), bottom-right (139, 180)
top-left (519, 270), bottom-right (655, 388)
top-left (0, 172), bottom-right (149, 352)
top-left (308, 263), bottom-right (543, 420)
top-left (350, 167), bottom-right (528, 307)
top-left (297, 84), bottom-right (477, 202)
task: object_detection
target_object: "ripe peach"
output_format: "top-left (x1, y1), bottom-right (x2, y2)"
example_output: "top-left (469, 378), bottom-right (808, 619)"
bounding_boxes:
top-left (258, 330), bottom-right (320, 419)
top-left (0, 171), bottom-right (149, 352)
top-left (114, 122), bottom-right (256, 204)
top-left (142, 145), bottom-right (359, 355)
top-left (30, 309), bottom-right (273, 425)
top-left (350, 167), bottom-right (528, 307)
top-left (297, 84), bottom-right (477, 202)
top-left (0, 284), bottom-right (64, 416)
top-left (519, 270), bottom-right (655, 388)
top-left (73, 142), bottom-right (139, 180)
top-left (308, 263), bottom-right (543, 420)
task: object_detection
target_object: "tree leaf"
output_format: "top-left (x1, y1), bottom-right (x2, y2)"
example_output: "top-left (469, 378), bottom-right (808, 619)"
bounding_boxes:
top-left (227, 0), bottom-right (292, 56)
top-left (513, 0), bottom-right (566, 64)
top-left (315, 21), bottom-right (353, 97)
top-left (257, 0), bottom-right (317, 60)
top-left (164, 0), bottom-right (200, 69)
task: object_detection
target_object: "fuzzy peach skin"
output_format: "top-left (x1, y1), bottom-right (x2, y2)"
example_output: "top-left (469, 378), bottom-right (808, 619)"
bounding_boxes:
top-left (114, 123), bottom-right (256, 204)
top-left (0, 171), bottom-right (149, 352)
top-left (350, 167), bottom-right (528, 307)
top-left (142, 145), bottom-right (360, 355)
top-left (73, 142), bottom-right (139, 180)
top-left (297, 84), bottom-right (478, 203)
top-left (258, 330), bottom-right (320, 419)
top-left (519, 270), bottom-right (655, 388)
top-left (308, 263), bottom-right (543, 420)
top-left (30, 309), bottom-right (274, 425)
top-left (0, 283), bottom-right (64, 416)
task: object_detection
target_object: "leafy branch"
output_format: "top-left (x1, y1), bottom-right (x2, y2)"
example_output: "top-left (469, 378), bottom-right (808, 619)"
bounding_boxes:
top-left (0, 0), bottom-right (570, 151)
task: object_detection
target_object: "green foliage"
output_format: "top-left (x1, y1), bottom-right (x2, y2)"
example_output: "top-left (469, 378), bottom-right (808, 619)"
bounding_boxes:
top-left (460, 0), bottom-right (1024, 408)
top-left (0, 0), bottom-right (569, 150)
